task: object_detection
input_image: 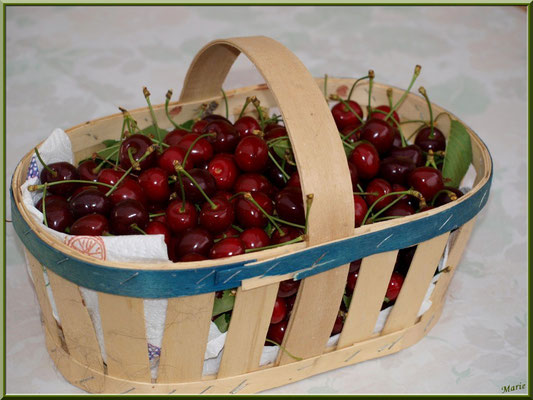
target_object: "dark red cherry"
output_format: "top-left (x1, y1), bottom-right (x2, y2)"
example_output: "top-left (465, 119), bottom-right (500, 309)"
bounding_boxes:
top-left (360, 118), bottom-right (395, 154)
top-left (395, 246), bottom-right (416, 276)
top-left (69, 188), bottom-right (112, 219)
top-left (209, 237), bottom-right (246, 259)
top-left (177, 133), bottom-right (214, 166)
top-left (109, 199), bottom-right (148, 235)
top-left (350, 259), bottom-right (362, 273)
top-left (265, 162), bottom-right (288, 189)
top-left (180, 253), bottom-right (207, 262)
top-left (199, 198), bottom-right (235, 233)
top-left (214, 226), bottom-right (240, 241)
top-left (97, 168), bottom-right (125, 193)
top-left (271, 226), bottom-right (303, 245)
top-left (346, 266), bottom-right (360, 294)
top-left (179, 168), bottom-right (217, 204)
top-left (264, 126), bottom-right (288, 141)
top-left (433, 186), bottom-right (463, 206)
top-left (145, 220), bottom-right (171, 246)
top-left (378, 156), bottom-right (415, 185)
top-left (264, 123), bottom-right (284, 134)
top-left (386, 272), bottom-right (405, 301)
top-left (353, 194), bottom-right (368, 228)
top-left (271, 297), bottom-right (287, 324)
top-left (331, 100), bottom-right (364, 130)
top-left (208, 153), bottom-right (239, 191)
top-left (275, 186), bottom-right (305, 225)
top-left (166, 200), bottom-right (198, 234)
top-left (191, 119), bottom-right (209, 134)
top-left (331, 312), bottom-right (344, 335)
top-left (239, 227), bottom-right (270, 250)
top-left (267, 320), bottom-right (288, 345)
top-left (234, 116), bottom-right (261, 137)
top-left (77, 160), bottom-right (99, 182)
top-left (158, 146), bottom-right (193, 174)
top-left (415, 127), bottom-right (446, 152)
top-left (70, 214), bottom-right (109, 236)
top-left (202, 114), bottom-right (232, 124)
top-left (340, 123), bottom-right (362, 143)
top-left (164, 128), bottom-right (189, 146)
top-left (285, 294), bottom-right (297, 314)
top-left (365, 178), bottom-right (393, 211)
top-left (370, 105), bottom-right (400, 124)
top-left (389, 145), bottom-right (425, 167)
top-left (349, 142), bottom-right (380, 180)
top-left (391, 183), bottom-right (418, 209)
top-left (382, 201), bottom-right (416, 218)
top-left (108, 178), bottom-right (147, 206)
top-left (234, 136), bottom-right (269, 172)
top-left (234, 173), bottom-right (275, 198)
top-left (235, 191), bottom-right (273, 228)
top-left (408, 166), bottom-right (444, 200)
top-left (43, 201), bottom-right (74, 233)
top-left (348, 162), bottom-right (359, 190)
top-left (286, 171), bottom-right (301, 189)
top-left (391, 129), bottom-right (403, 149)
top-left (40, 162), bottom-right (79, 196)
top-left (35, 194), bottom-right (68, 212)
top-left (203, 120), bottom-right (240, 153)
top-left (138, 167), bottom-right (170, 204)
top-left (277, 279), bottom-right (300, 298)
top-left (175, 227), bottom-right (213, 258)
top-left (118, 134), bottom-right (155, 171)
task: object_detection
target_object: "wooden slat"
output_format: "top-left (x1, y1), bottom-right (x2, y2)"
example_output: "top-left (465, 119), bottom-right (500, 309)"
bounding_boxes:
top-left (218, 284), bottom-right (279, 377)
top-left (277, 264), bottom-right (349, 364)
top-left (24, 249), bottom-right (63, 348)
top-left (382, 232), bottom-right (450, 335)
top-left (47, 270), bottom-right (104, 372)
top-left (98, 293), bottom-right (151, 382)
top-left (157, 293), bottom-right (214, 383)
top-left (337, 250), bottom-right (399, 348)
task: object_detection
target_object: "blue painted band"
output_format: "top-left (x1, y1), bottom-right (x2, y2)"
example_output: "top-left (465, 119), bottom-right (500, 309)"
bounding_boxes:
top-left (11, 169), bottom-right (492, 299)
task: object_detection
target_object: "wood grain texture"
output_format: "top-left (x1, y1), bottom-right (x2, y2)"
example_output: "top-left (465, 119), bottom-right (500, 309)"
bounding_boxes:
top-left (218, 284), bottom-right (279, 377)
top-left (98, 293), bottom-right (151, 382)
top-left (158, 293), bottom-right (214, 383)
top-left (337, 250), bottom-right (399, 348)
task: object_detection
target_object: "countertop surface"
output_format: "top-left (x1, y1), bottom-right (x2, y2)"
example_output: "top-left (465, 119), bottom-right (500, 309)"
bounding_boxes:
top-left (5, 5), bottom-right (527, 395)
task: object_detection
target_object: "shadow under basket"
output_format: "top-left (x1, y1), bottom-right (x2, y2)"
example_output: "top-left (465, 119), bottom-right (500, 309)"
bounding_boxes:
top-left (11, 36), bottom-right (492, 394)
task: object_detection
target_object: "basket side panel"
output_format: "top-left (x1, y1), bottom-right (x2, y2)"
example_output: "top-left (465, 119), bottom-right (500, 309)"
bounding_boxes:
top-left (157, 293), bottom-right (214, 383)
top-left (217, 284), bottom-right (279, 377)
top-left (337, 250), bottom-right (399, 348)
top-left (98, 293), bottom-right (151, 382)
top-left (382, 232), bottom-right (450, 335)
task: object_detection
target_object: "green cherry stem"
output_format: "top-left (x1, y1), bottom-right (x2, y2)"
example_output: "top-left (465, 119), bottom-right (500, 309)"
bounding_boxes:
top-left (329, 95), bottom-right (365, 125)
top-left (231, 224), bottom-right (244, 233)
top-left (353, 192), bottom-right (379, 196)
top-left (34, 147), bottom-right (57, 177)
top-left (347, 74), bottom-right (370, 101)
top-left (245, 235), bottom-right (305, 254)
top-left (251, 96), bottom-right (266, 129)
top-left (174, 162), bottom-right (217, 210)
top-left (371, 108), bottom-right (408, 147)
top-left (131, 224), bottom-right (147, 235)
top-left (356, 183), bottom-right (364, 193)
top-left (183, 132), bottom-right (216, 168)
top-left (28, 180), bottom-right (113, 192)
top-left (41, 184), bottom-right (48, 227)
top-left (143, 86), bottom-right (162, 144)
top-left (430, 189), bottom-right (458, 206)
top-left (176, 172), bottom-right (186, 212)
top-left (93, 147), bottom-right (120, 175)
top-left (243, 192), bottom-right (283, 234)
top-left (367, 69), bottom-right (375, 115)
top-left (385, 65), bottom-right (421, 120)
top-left (270, 216), bottom-right (306, 230)
top-left (361, 189), bottom-right (425, 226)
top-left (127, 147), bottom-right (137, 168)
top-left (164, 90), bottom-right (181, 129)
top-left (221, 88), bottom-right (229, 120)
top-left (238, 97), bottom-right (252, 120)
top-left (268, 152), bottom-right (290, 181)
top-left (149, 212), bottom-right (166, 218)
top-left (418, 86), bottom-right (434, 138)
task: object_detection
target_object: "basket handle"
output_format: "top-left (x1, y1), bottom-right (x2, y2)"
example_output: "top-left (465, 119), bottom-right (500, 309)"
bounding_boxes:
top-left (179, 36), bottom-right (354, 246)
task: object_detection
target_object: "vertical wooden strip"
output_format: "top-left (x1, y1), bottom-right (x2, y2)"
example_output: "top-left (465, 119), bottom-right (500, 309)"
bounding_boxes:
top-left (217, 284), bottom-right (279, 378)
top-left (278, 264), bottom-right (349, 365)
top-left (157, 293), bottom-right (214, 383)
top-left (98, 293), bottom-right (151, 382)
top-left (24, 249), bottom-right (63, 347)
top-left (337, 250), bottom-right (399, 348)
top-left (47, 270), bottom-right (104, 373)
top-left (431, 218), bottom-right (477, 306)
top-left (382, 232), bottom-right (450, 335)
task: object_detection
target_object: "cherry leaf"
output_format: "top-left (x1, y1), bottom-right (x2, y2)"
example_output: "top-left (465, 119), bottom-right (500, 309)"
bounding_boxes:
top-left (213, 313), bottom-right (231, 333)
top-left (212, 289), bottom-right (235, 317)
top-left (442, 120), bottom-right (472, 188)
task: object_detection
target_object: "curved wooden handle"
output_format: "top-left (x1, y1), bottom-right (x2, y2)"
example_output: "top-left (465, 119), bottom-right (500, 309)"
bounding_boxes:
top-left (179, 36), bottom-right (354, 246)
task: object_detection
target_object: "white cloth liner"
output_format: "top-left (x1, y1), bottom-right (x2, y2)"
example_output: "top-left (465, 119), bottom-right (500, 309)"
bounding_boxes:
top-left (22, 128), bottom-right (472, 379)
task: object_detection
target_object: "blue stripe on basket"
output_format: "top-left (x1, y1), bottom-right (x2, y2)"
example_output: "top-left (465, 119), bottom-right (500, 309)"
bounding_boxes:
top-left (11, 169), bottom-right (492, 299)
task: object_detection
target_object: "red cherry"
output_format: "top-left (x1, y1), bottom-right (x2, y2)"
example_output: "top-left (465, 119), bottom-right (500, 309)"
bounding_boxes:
top-left (179, 168), bottom-right (217, 204)
top-left (70, 214), bottom-right (109, 236)
top-left (40, 162), bottom-right (79, 196)
top-left (97, 168), bottom-right (125, 193)
top-left (378, 156), bottom-right (415, 185)
top-left (234, 116), bottom-right (261, 137)
top-left (386, 272), bottom-right (405, 301)
top-left (264, 126), bottom-right (288, 142)
top-left (77, 160), bottom-right (99, 182)
top-left (178, 133), bottom-right (214, 166)
top-left (164, 128), bottom-right (189, 146)
top-left (234, 173), bottom-right (275, 198)
top-left (408, 166), bottom-right (444, 200)
top-left (235, 191), bottom-right (273, 228)
top-left (275, 186), bottom-right (305, 225)
top-left (349, 142), bottom-right (380, 180)
top-left (433, 186), bottom-right (463, 206)
top-left (353, 194), bottom-right (368, 228)
top-left (370, 105), bottom-right (400, 124)
top-left (166, 200), bottom-right (198, 234)
top-left (267, 320), bottom-right (288, 345)
top-left (158, 146), bottom-right (193, 174)
top-left (145, 220), bottom-right (171, 246)
top-left (234, 136), bottom-right (269, 172)
top-left (202, 114), bottom-right (232, 124)
top-left (277, 279), bottom-right (300, 298)
top-left (271, 297), bottom-right (288, 324)
top-left (383, 201), bottom-right (416, 217)
top-left (108, 178), bottom-right (147, 206)
top-left (340, 123), bottom-right (362, 143)
top-left (264, 123), bottom-right (285, 134)
top-left (138, 167), bottom-right (170, 204)
top-left (346, 264), bottom-right (360, 294)
top-left (331, 100), bottom-right (364, 130)
top-left (239, 227), bottom-right (270, 250)
top-left (180, 253), bottom-right (207, 262)
top-left (208, 153), bottom-right (239, 191)
top-left (69, 188), bottom-right (112, 219)
top-left (35, 194), bottom-right (68, 212)
top-left (331, 312), bottom-right (344, 335)
top-left (365, 178), bottom-right (393, 211)
top-left (191, 119), bottom-right (209, 134)
top-left (286, 171), bottom-right (301, 189)
top-left (285, 294), bottom-right (297, 314)
top-left (174, 227), bottom-right (213, 258)
top-left (118, 134), bottom-right (155, 171)
top-left (109, 199), bottom-right (148, 235)
top-left (348, 162), bottom-right (359, 190)
top-left (43, 202), bottom-right (74, 233)
top-left (199, 198), bottom-right (235, 233)
top-left (209, 237), bottom-right (246, 259)
top-left (201, 120), bottom-right (239, 153)
top-left (360, 118), bottom-right (396, 155)
top-left (415, 127), bottom-right (446, 152)
top-left (389, 145), bottom-right (425, 168)
top-left (214, 226), bottom-right (240, 241)
top-left (271, 226), bottom-right (303, 245)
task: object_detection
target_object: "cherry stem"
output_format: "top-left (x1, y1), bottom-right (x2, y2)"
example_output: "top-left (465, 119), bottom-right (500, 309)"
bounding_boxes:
top-left (34, 147), bottom-right (57, 177)
top-left (347, 74), bottom-right (370, 101)
top-left (41, 184), bottom-right (48, 227)
top-left (183, 132), bottom-right (215, 168)
top-left (251, 96), bottom-right (266, 129)
top-left (268, 152), bottom-right (290, 181)
top-left (323, 73), bottom-right (328, 101)
top-left (221, 88), bottom-right (229, 120)
top-left (177, 173), bottom-right (186, 212)
top-left (93, 147), bottom-right (120, 174)
top-left (353, 192), bottom-right (379, 196)
top-left (304, 194), bottom-right (313, 234)
top-left (371, 108), bottom-right (408, 147)
top-left (231, 224), bottom-right (244, 233)
top-left (245, 235), bottom-right (305, 254)
top-left (241, 192), bottom-right (283, 234)
top-left (149, 212), bottom-right (166, 218)
top-left (238, 97), bottom-right (252, 120)
top-left (143, 86), bottom-right (162, 144)
top-left (418, 86), bottom-right (434, 138)
top-left (430, 189), bottom-right (458, 206)
top-left (164, 90), bottom-right (192, 132)
top-left (264, 339), bottom-right (303, 361)
top-left (331, 96), bottom-right (364, 125)
top-left (28, 179), bottom-right (114, 192)
top-left (174, 162), bottom-right (217, 209)
top-left (367, 69), bottom-right (375, 115)
top-left (131, 224), bottom-right (147, 235)
top-left (407, 122), bottom-right (429, 142)
top-left (387, 88), bottom-right (393, 108)
top-left (434, 112), bottom-right (453, 125)
top-left (361, 189), bottom-right (425, 226)
top-left (385, 65), bottom-right (421, 120)
top-left (105, 145), bottom-right (155, 197)
top-left (425, 150), bottom-right (438, 169)
top-left (127, 147), bottom-right (137, 167)
top-left (400, 119), bottom-right (429, 125)
top-left (373, 215), bottom-right (404, 222)
top-left (357, 183), bottom-right (364, 192)
top-left (270, 216), bottom-right (306, 230)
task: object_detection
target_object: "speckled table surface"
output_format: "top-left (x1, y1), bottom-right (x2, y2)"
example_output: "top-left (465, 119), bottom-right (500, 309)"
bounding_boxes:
top-left (5, 5), bottom-right (527, 395)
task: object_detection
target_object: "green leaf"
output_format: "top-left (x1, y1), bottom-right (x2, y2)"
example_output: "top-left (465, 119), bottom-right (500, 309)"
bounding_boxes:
top-left (96, 143), bottom-right (120, 162)
top-left (140, 124), bottom-right (168, 139)
top-left (270, 138), bottom-right (292, 160)
top-left (343, 294), bottom-right (352, 310)
top-left (213, 313), bottom-right (231, 333)
top-left (212, 290), bottom-right (235, 316)
top-left (441, 120), bottom-right (472, 188)
top-left (179, 119), bottom-right (195, 131)
top-left (102, 139), bottom-right (120, 147)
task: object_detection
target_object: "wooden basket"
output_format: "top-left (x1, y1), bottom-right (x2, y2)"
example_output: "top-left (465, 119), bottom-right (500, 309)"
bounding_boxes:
top-left (11, 36), bottom-right (492, 394)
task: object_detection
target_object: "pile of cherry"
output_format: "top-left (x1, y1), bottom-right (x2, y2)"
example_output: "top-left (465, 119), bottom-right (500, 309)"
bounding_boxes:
top-left (29, 65), bottom-right (463, 344)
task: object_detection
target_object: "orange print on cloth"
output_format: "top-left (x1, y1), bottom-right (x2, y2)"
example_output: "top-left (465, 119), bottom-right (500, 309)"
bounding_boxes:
top-left (64, 236), bottom-right (106, 260)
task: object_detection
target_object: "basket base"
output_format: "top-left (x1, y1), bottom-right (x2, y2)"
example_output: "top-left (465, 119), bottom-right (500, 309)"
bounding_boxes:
top-left (42, 302), bottom-right (444, 394)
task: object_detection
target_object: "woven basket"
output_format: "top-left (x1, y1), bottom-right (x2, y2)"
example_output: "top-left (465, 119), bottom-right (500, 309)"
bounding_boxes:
top-left (11, 36), bottom-right (492, 394)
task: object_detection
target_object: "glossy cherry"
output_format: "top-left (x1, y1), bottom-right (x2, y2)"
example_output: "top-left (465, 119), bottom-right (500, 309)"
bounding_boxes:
top-left (145, 220), bottom-right (171, 246)
top-left (267, 320), bottom-right (288, 345)
top-left (138, 167), bottom-right (170, 204)
top-left (353, 194), bottom-right (368, 228)
top-left (199, 198), bottom-right (235, 233)
top-left (40, 161), bottom-right (79, 196)
top-left (118, 134), bottom-right (155, 170)
top-left (174, 227), bottom-right (213, 258)
top-left (235, 191), bottom-right (273, 228)
top-left (108, 178), bottom-right (147, 206)
top-left (389, 145), bottom-right (425, 167)
top-left (331, 312), bottom-right (344, 335)
top-left (331, 100), bottom-right (363, 130)
top-left (365, 178), bottom-right (393, 211)
top-left (240, 227), bottom-right (270, 250)
top-left (271, 297), bottom-right (288, 324)
top-left (109, 199), bottom-right (148, 235)
top-left (386, 272), bottom-right (405, 301)
top-left (360, 118), bottom-right (396, 154)
top-left (271, 226), bottom-right (303, 245)
top-left (179, 168), bottom-right (217, 204)
top-left (158, 146), bottom-right (193, 173)
top-left (203, 120), bottom-right (240, 153)
top-left (370, 105), bottom-right (400, 124)
top-left (408, 166), bottom-right (444, 200)
top-left (415, 127), bottom-right (446, 152)
top-left (166, 200), bottom-right (198, 234)
top-left (234, 136), bottom-right (269, 172)
top-left (340, 124), bottom-right (362, 143)
top-left (209, 237), bottom-right (246, 259)
top-left (277, 279), bottom-right (300, 298)
top-left (177, 133), bottom-right (214, 166)
top-left (233, 173), bottom-right (275, 198)
top-left (382, 201), bottom-right (416, 217)
top-left (346, 262), bottom-right (361, 294)
top-left (433, 186), bottom-right (463, 206)
top-left (234, 116), bottom-right (261, 137)
top-left (180, 253), bottom-right (207, 262)
top-left (348, 162), bottom-right (359, 190)
top-left (77, 160), bottom-right (99, 182)
top-left (35, 194), bottom-right (68, 212)
top-left (208, 153), bottom-right (239, 191)
top-left (164, 128), bottom-right (189, 146)
top-left (378, 156), bottom-right (415, 185)
top-left (264, 126), bottom-right (287, 141)
top-left (349, 142), bottom-right (380, 180)
top-left (214, 226), bottom-right (240, 241)
top-left (43, 201), bottom-right (74, 233)
top-left (191, 119), bottom-right (209, 134)
top-left (275, 186), bottom-right (305, 225)
top-left (69, 187), bottom-right (112, 219)
top-left (96, 168), bottom-right (125, 193)
top-left (70, 214), bottom-right (109, 236)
